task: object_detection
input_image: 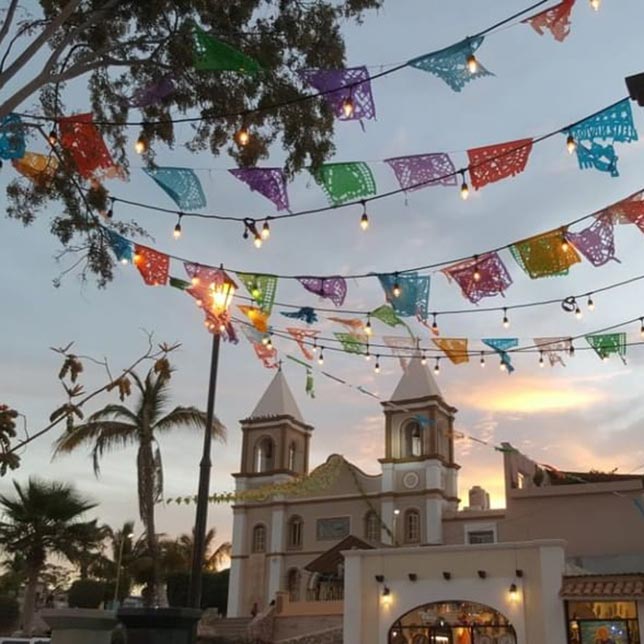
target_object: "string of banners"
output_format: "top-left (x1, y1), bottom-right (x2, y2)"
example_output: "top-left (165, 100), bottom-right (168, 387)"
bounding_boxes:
top-left (13, 0), bottom-right (589, 133)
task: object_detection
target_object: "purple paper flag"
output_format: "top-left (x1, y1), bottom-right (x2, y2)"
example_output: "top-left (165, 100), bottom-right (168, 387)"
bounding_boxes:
top-left (128, 75), bottom-right (175, 108)
top-left (297, 276), bottom-right (347, 307)
top-left (567, 217), bottom-right (619, 267)
top-left (299, 66), bottom-right (375, 121)
top-left (229, 167), bottom-right (289, 211)
top-left (385, 153), bottom-right (457, 191)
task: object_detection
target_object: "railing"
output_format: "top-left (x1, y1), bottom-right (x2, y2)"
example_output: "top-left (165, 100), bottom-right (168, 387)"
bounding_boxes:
top-left (305, 585), bottom-right (344, 602)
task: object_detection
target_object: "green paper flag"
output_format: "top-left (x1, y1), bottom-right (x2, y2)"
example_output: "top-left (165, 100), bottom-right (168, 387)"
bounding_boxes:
top-left (370, 304), bottom-right (404, 328)
top-left (585, 332), bottom-right (627, 362)
top-left (236, 272), bottom-right (278, 314)
top-left (311, 162), bottom-right (377, 206)
top-left (169, 276), bottom-right (190, 291)
top-left (334, 332), bottom-right (368, 355)
top-left (193, 26), bottom-right (261, 73)
top-left (305, 370), bottom-right (315, 399)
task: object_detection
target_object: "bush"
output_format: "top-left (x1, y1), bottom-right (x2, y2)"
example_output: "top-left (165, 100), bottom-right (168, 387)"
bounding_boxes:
top-left (167, 569), bottom-right (229, 613)
top-left (68, 579), bottom-right (108, 608)
top-left (0, 595), bottom-right (19, 634)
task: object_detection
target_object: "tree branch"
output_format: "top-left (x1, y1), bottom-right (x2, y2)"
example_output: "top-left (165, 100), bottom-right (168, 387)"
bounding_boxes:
top-left (0, 0), bottom-right (20, 50)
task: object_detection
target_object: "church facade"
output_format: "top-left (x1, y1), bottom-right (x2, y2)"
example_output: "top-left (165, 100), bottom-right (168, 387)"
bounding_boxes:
top-left (226, 358), bottom-right (644, 644)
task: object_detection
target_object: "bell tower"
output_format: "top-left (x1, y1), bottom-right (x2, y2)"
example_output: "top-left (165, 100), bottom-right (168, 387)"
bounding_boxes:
top-left (379, 357), bottom-right (459, 545)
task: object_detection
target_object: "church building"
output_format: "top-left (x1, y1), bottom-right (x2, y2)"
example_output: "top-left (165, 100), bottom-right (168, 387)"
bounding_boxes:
top-left (226, 358), bottom-right (644, 644)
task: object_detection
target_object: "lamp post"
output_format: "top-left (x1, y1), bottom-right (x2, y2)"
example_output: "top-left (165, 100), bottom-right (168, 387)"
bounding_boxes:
top-left (113, 530), bottom-right (134, 607)
top-left (188, 268), bottom-right (237, 610)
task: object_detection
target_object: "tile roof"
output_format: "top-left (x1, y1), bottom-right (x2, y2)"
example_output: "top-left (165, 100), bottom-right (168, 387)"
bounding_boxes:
top-left (561, 574), bottom-right (644, 599)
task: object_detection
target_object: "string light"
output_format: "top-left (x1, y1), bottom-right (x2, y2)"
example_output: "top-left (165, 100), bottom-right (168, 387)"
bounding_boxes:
top-left (539, 351), bottom-right (545, 368)
top-left (575, 301), bottom-right (582, 320)
top-left (312, 338), bottom-right (319, 354)
top-left (421, 352), bottom-right (427, 366)
top-left (365, 316), bottom-right (372, 336)
top-left (318, 347), bottom-right (325, 365)
top-left (134, 135), bottom-right (147, 154)
top-left (106, 198), bottom-right (114, 219)
top-left (253, 233), bottom-right (263, 249)
top-left (566, 133), bottom-right (577, 155)
top-left (374, 356), bottom-right (381, 374)
top-left (47, 128), bottom-right (58, 146)
top-left (587, 294), bottom-right (595, 311)
top-left (460, 170), bottom-right (470, 200)
top-left (262, 334), bottom-right (271, 347)
top-left (173, 214), bottom-right (183, 240)
top-left (431, 313), bottom-right (439, 334)
top-left (502, 308), bottom-right (510, 329)
top-left (589, 0), bottom-right (600, 10)
top-left (235, 127), bottom-right (250, 146)
top-left (640, 318), bottom-right (644, 339)
top-left (500, 359), bottom-right (507, 372)
top-left (473, 255), bottom-right (481, 282)
top-left (342, 95), bottom-right (355, 118)
top-left (392, 274), bottom-right (401, 298)
top-left (261, 219), bottom-right (271, 240)
top-left (569, 340), bottom-right (575, 356)
top-left (480, 352), bottom-right (485, 368)
top-left (466, 53), bottom-right (478, 74)
top-left (434, 358), bottom-right (441, 375)
top-left (251, 283), bottom-right (261, 299)
top-left (561, 229), bottom-right (569, 253)
top-left (365, 345), bottom-right (372, 361)
top-left (360, 200), bottom-right (369, 231)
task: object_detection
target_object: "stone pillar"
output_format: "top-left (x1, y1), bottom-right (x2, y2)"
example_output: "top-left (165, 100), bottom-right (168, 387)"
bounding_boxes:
top-left (267, 504), bottom-right (286, 602)
top-left (227, 507), bottom-right (247, 617)
top-left (41, 609), bottom-right (117, 644)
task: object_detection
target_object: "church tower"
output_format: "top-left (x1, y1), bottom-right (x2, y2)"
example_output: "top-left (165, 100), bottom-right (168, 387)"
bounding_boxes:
top-left (379, 357), bottom-right (459, 545)
top-left (228, 368), bottom-right (313, 617)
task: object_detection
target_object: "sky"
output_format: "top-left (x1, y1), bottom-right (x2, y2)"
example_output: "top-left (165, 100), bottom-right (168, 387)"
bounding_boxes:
top-left (2, 0), bottom-right (644, 549)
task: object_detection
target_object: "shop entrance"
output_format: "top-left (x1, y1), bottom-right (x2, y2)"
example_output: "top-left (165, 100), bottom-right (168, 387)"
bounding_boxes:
top-left (388, 600), bottom-right (517, 644)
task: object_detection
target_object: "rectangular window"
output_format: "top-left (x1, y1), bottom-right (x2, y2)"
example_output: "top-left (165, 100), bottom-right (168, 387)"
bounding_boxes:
top-left (517, 472), bottom-right (526, 489)
top-left (316, 517), bottom-right (350, 541)
top-left (467, 530), bottom-right (495, 544)
top-left (404, 510), bottom-right (420, 544)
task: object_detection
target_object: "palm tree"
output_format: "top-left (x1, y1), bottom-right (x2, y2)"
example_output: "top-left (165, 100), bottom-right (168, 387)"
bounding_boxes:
top-left (52, 366), bottom-right (226, 604)
top-left (163, 529), bottom-right (231, 574)
top-left (0, 479), bottom-right (97, 634)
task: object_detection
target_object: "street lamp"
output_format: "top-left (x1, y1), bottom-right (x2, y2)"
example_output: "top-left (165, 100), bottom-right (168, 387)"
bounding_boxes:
top-left (393, 508), bottom-right (400, 546)
top-left (188, 268), bottom-right (237, 610)
top-left (113, 530), bottom-right (134, 606)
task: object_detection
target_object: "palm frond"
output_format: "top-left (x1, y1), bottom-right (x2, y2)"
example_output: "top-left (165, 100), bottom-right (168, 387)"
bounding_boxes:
top-left (89, 422), bottom-right (138, 475)
top-left (154, 407), bottom-right (226, 440)
top-left (86, 404), bottom-right (139, 425)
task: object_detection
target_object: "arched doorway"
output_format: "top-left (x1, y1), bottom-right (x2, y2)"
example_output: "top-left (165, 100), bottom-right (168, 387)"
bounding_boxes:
top-left (388, 600), bottom-right (517, 644)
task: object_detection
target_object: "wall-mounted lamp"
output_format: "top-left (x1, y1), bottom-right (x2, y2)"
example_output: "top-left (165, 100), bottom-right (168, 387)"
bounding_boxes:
top-left (408, 573), bottom-right (417, 582)
top-left (375, 574), bottom-right (385, 583)
top-left (393, 509), bottom-right (400, 516)
top-left (509, 582), bottom-right (519, 601)
top-left (477, 570), bottom-right (487, 579)
top-left (442, 572), bottom-right (451, 580)
top-left (515, 569), bottom-right (524, 578)
top-left (382, 586), bottom-right (391, 597)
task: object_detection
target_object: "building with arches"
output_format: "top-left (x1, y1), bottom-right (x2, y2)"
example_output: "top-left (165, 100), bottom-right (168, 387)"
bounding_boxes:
top-left (226, 359), bottom-right (644, 644)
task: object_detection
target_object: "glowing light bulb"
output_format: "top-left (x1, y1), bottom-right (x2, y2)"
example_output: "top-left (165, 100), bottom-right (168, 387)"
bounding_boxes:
top-left (261, 219), bottom-right (270, 240)
top-left (318, 349), bottom-right (324, 365)
top-left (480, 353), bottom-right (486, 368)
top-left (500, 360), bottom-right (507, 372)
top-left (575, 304), bottom-right (582, 320)
top-left (590, 0), bottom-right (600, 11)
top-left (392, 278), bottom-right (401, 298)
top-left (434, 359), bottom-right (440, 375)
top-left (191, 276), bottom-right (200, 287)
top-left (473, 267), bottom-right (481, 282)
top-left (342, 96), bottom-right (355, 118)
top-left (365, 350), bottom-right (372, 362)
top-left (539, 352), bottom-right (545, 368)
top-left (587, 295), bottom-right (595, 311)
top-left (360, 211), bottom-right (369, 231)
top-left (266, 336), bottom-right (273, 350)
top-left (261, 335), bottom-right (270, 346)
top-left (48, 128), bottom-right (58, 146)
top-left (421, 353), bottom-right (427, 366)
top-left (365, 318), bottom-right (372, 336)
top-left (173, 218), bottom-right (182, 240)
top-left (460, 172), bottom-right (470, 200)
top-left (374, 357), bottom-right (380, 374)
top-left (120, 258), bottom-right (129, 265)
top-left (466, 53), bottom-right (478, 74)
top-left (502, 308), bottom-right (510, 329)
top-left (236, 127), bottom-right (250, 146)
top-left (561, 238), bottom-right (569, 253)
top-left (569, 342), bottom-right (575, 356)
top-left (253, 234), bottom-right (262, 249)
top-left (431, 314), bottom-right (439, 334)
top-left (134, 136), bottom-right (147, 154)
top-left (566, 134), bottom-right (577, 155)
top-left (640, 318), bottom-right (644, 339)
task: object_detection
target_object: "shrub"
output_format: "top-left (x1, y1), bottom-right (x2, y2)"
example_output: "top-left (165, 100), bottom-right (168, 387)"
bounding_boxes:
top-left (167, 569), bottom-right (229, 613)
top-left (68, 579), bottom-right (107, 608)
top-left (0, 595), bottom-right (19, 634)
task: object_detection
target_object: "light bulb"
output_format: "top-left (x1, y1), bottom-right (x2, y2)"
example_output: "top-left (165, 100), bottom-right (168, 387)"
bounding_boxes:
top-left (431, 314), bottom-right (439, 334)
top-left (640, 318), bottom-right (644, 339)
top-left (134, 136), bottom-right (147, 154)
top-left (392, 278), bottom-right (401, 298)
top-left (254, 234), bottom-right (262, 249)
top-left (466, 53), bottom-right (478, 74)
top-left (360, 211), bottom-right (369, 231)
top-left (365, 318), bottom-right (372, 336)
top-left (434, 359), bottom-right (440, 375)
top-left (500, 360), bottom-right (507, 372)
top-left (312, 340), bottom-right (318, 354)
top-left (120, 258), bottom-right (129, 265)
top-left (502, 308), bottom-right (510, 329)
top-left (374, 357), bottom-right (380, 374)
top-left (261, 220), bottom-right (270, 240)
top-left (421, 353), bottom-right (427, 366)
top-left (236, 127), bottom-right (250, 146)
top-left (191, 276), bottom-right (200, 286)
top-left (480, 353), bottom-right (486, 368)
top-left (173, 217), bottom-right (182, 240)
top-left (261, 335), bottom-right (270, 346)
top-left (460, 171), bottom-right (469, 200)
top-left (566, 134), bottom-right (576, 155)
top-left (251, 285), bottom-right (261, 299)
top-left (318, 349), bottom-right (324, 365)
top-left (266, 337), bottom-right (273, 350)
top-left (473, 263), bottom-right (481, 282)
top-left (365, 350), bottom-right (372, 362)
top-left (561, 238), bottom-right (569, 253)
top-left (602, 355), bottom-right (608, 362)
top-left (587, 295), bottom-right (595, 311)
top-left (590, 0), bottom-right (600, 10)
top-left (539, 352), bottom-right (545, 368)
top-left (48, 128), bottom-right (58, 146)
top-left (575, 304), bottom-right (582, 320)
top-left (342, 96), bottom-right (354, 118)
top-left (569, 342), bottom-right (575, 356)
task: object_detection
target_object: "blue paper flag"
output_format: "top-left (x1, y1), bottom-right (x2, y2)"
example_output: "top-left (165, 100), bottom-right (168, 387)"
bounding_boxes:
top-left (378, 273), bottom-right (430, 320)
top-left (144, 167), bottom-right (206, 211)
top-left (482, 338), bottom-right (518, 374)
top-left (0, 114), bottom-right (26, 160)
top-left (408, 36), bottom-right (493, 92)
top-left (570, 99), bottom-right (638, 144)
top-left (575, 141), bottom-right (619, 177)
top-left (105, 229), bottom-right (133, 263)
top-left (281, 307), bottom-right (318, 324)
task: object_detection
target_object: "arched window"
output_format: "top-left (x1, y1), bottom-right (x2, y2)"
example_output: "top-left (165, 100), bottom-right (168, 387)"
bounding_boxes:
top-left (287, 515), bottom-right (303, 549)
top-left (286, 568), bottom-right (301, 601)
top-left (254, 437), bottom-right (275, 473)
top-left (403, 421), bottom-right (422, 457)
top-left (364, 511), bottom-right (380, 542)
top-left (252, 524), bottom-right (266, 553)
top-left (404, 509), bottom-right (421, 544)
top-left (288, 442), bottom-right (297, 471)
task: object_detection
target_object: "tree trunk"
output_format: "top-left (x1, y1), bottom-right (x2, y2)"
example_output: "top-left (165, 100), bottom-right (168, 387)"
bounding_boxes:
top-left (138, 440), bottom-right (161, 607)
top-left (20, 564), bottom-right (40, 636)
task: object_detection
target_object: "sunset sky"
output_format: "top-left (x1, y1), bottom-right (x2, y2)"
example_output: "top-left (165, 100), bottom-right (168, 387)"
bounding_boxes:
top-left (2, 0), bottom-right (644, 546)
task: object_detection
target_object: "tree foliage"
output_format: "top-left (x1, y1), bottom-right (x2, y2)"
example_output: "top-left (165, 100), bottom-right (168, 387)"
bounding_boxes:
top-left (1, 0), bottom-right (382, 284)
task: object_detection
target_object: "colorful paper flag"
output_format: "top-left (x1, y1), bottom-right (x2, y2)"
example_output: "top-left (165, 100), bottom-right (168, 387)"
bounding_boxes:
top-left (567, 217), bottom-right (618, 266)
top-left (287, 328), bottom-right (320, 361)
top-left (238, 305), bottom-right (270, 334)
top-left (378, 273), bottom-right (430, 320)
top-left (193, 26), bottom-right (260, 73)
top-left (105, 229), bottom-right (133, 263)
top-left (510, 229), bottom-right (581, 279)
top-left (534, 337), bottom-right (570, 367)
top-left (0, 114), bottom-right (25, 160)
top-left (384, 153), bottom-right (457, 191)
top-left (442, 252), bottom-right (512, 303)
top-left (128, 75), bottom-right (175, 108)
top-left (523, 0), bottom-right (575, 42)
top-left (133, 245), bottom-right (169, 286)
top-left (281, 307), bottom-right (318, 325)
top-left (585, 333), bottom-right (627, 363)
top-left (370, 305), bottom-right (405, 328)
top-left (144, 167), bottom-right (206, 211)
top-left (334, 332), bottom-right (368, 355)
top-left (58, 113), bottom-right (115, 179)
top-left (236, 272), bottom-right (278, 314)
top-left (297, 276), bottom-right (347, 307)
top-left (310, 162), bottom-right (376, 206)
top-left (12, 152), bottom-right (58, 185)
top-left (482, 338), bottom-right (518, 374)
top-left (468, 138), bottom-right (533, 190)
top-left (433, 338), bottom-right (469, 364)
top-left (229, 168), bottom-right (289, 211)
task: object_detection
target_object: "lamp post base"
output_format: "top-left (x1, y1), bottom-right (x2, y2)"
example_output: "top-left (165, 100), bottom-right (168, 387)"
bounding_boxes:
top-left (117, 607), bottom-right (202, 644)
top-left (41, 608), bottom-right (117, 644)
